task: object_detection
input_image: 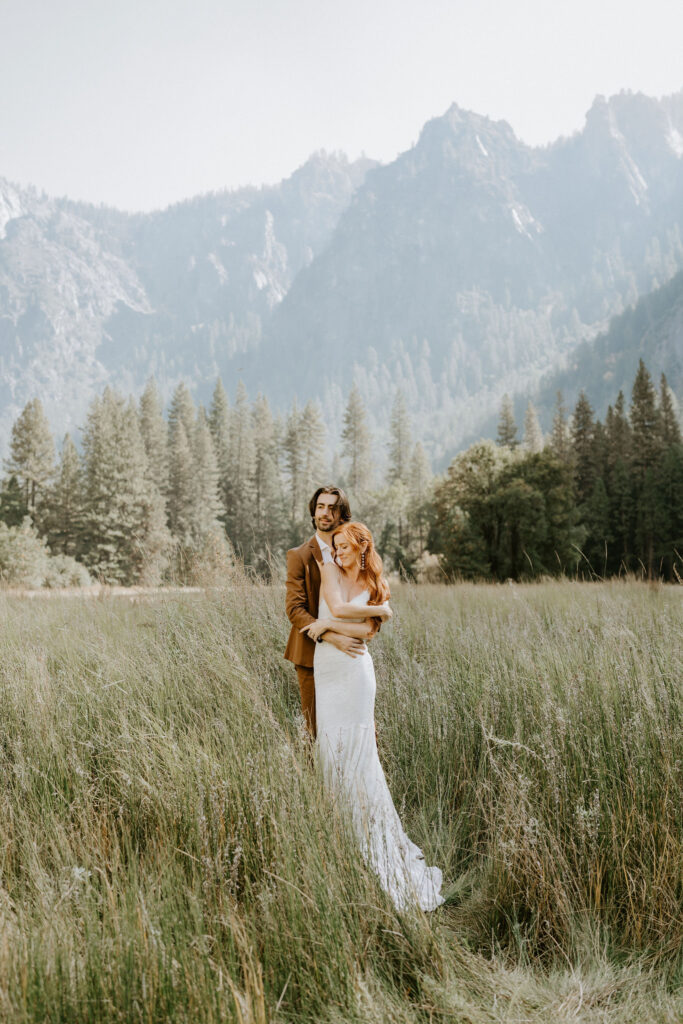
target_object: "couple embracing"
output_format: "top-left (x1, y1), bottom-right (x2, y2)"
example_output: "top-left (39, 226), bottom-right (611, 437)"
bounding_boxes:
top-left (284, 485), bottom-right (444, 912)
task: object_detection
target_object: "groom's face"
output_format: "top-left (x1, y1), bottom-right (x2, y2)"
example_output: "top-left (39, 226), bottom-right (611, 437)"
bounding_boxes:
top-left (314, 493), bottom-right (342, 534)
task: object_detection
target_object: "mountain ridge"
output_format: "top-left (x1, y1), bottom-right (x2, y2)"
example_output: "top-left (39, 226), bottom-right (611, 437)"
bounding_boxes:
top-left (1, 89), bottom-right (682, 459)
top-left (254, 90), bottom-right (683, 454)
top-left (0, 150), bottom-right (376, 448)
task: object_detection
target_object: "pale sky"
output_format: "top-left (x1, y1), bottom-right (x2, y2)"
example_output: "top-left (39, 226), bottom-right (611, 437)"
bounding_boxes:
top-left (2, 0), bottom-right (682, 212)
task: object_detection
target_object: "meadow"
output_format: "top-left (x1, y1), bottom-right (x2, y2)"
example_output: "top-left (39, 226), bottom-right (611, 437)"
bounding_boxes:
top-left (0, 579), bottom-right (680, 1023)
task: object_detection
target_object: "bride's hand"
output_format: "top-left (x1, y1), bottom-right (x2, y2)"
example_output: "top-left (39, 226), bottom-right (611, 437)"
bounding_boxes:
top-left (300, 619), bottom-right (329, 641)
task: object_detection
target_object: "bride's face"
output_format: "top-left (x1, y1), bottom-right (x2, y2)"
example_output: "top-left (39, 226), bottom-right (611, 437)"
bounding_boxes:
top-left (334, 536), bottom-right (359, 571)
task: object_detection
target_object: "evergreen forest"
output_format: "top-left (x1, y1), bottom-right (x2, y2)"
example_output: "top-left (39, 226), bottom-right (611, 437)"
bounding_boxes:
top-left (0, 360), bottom-right (681, 586)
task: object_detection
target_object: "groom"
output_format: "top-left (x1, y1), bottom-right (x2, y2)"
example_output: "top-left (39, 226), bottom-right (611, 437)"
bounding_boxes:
top-left (284, 484), bottom-right (365, 738)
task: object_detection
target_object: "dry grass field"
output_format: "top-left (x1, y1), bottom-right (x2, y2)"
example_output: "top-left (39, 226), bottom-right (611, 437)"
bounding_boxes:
top-left (0, 579), bottom-right (680, 1022)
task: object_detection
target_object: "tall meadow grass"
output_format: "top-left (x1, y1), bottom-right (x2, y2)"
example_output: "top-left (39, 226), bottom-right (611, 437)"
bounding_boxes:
top-left (0, 579), bottom-right (680, 1022)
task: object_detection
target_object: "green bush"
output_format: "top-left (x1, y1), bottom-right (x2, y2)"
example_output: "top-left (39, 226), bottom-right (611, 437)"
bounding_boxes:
top-left (0, 518), bottom-right (91, 588)
top-left (43, 553), bottom-right (92, 588)
top-left (0, 518), bottom-right (50, 587)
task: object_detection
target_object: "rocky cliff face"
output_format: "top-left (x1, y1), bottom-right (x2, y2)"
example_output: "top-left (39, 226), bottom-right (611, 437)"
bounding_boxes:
top-left (1, 91), bottom-right (682, 458)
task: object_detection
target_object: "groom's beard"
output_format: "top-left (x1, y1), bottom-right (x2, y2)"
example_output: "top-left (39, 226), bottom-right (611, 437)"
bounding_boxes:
top-left (316, 515), bottom-right (339, 533)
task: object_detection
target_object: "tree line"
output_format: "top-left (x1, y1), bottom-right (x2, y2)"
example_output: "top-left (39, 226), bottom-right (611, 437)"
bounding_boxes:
top-left (429, 361), bottom-right (683, 581)
top-left (0, 380), bottom-right (431, 586)
top-left (0, 360), bottom-right (680, 586)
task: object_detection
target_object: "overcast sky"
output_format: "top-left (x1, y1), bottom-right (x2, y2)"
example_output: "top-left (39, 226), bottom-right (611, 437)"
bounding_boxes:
top-left (2, 0), bottom-right (682, 211)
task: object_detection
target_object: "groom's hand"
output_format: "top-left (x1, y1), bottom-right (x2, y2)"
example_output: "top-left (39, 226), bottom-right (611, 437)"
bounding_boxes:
top-left (324, 632), bottom-right (365, 658)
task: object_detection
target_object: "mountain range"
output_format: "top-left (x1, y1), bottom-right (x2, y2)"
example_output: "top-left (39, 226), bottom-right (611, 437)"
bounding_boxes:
top-left (1, 89), bottom-right (682, 462)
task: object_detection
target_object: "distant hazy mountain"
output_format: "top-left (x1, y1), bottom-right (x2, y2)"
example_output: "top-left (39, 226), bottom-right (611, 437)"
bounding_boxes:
top-left (459, 269), bottom-right (683, 457)
top-left (0, 152), bottom-right (375, 448)
top-left (537, 268), bottom-right (683, 424)
top-left (1, 90), bottom-right (682, 459)
top-left (258, 91), bottom-right (683, 455)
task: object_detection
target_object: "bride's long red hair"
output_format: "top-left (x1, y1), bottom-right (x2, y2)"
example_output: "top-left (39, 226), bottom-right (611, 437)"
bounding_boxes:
top-left (332, 521), bottom-right (390, 604)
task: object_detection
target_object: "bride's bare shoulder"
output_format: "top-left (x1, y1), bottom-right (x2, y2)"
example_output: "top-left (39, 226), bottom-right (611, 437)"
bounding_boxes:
top-left (321, 561), bottom-right (341, 580)
top-left (321, 562), bottom-right (347, 593)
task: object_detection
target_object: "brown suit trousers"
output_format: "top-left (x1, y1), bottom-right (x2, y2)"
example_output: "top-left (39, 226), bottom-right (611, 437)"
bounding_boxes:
top-left (295, 665), bottom-right (316, 738)
top-left (284, 537), bottom-right (323, 737)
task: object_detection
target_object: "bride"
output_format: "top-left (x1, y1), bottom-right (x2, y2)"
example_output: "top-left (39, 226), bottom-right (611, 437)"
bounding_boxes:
top-left (301, 521), bottom-right (444, 912)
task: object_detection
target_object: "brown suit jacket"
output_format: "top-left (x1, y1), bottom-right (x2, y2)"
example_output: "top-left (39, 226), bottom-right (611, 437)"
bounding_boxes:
top-left (284, 536), bottom-right (323, 668)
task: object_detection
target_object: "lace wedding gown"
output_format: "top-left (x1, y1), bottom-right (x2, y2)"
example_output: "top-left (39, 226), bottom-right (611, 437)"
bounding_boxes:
top-left (314, 590), bottom-right (444, 912)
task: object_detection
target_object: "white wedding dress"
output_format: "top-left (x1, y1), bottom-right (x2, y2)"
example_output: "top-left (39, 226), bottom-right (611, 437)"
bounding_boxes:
top-left (314, 589), bottom-right (444, 912)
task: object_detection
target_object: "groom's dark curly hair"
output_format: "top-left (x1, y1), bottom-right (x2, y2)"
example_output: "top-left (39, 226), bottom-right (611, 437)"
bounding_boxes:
top-left (309, 485), bottom-right (352, 530)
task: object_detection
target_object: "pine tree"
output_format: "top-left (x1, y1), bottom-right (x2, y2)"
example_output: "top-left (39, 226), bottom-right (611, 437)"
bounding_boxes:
top-left (80, 391), bottom-right (114, 574)
top-left (340, 384), bottom-right (373, 496)
top-left (330, 450), bottom-right (343, 488)
top-left (45, 434), bottom-right (84, 557)
top-left (168, 381), bottom-right (196, 447)
top-left (630, 360), bottom-right (662, 485)
top-left (167, 383), bottom-right (197, 548)
top-left (282, 399), bottom-right (327, 542)
top-left (284, 400), bottom-right (305, 533)
top-left (227, 381), bottom-right (256, 556)
top-left (300, 401), bottom-right (327, 502)
top-left (209, 378), bottom-right (231, 521)
top-left (523, 402), bottom-right (544, 453)
top-left (139, 378), bottom-right (169, 498)
top-left (388, 389), bottom-right (412, 484)
top-left (82, 390), bottom-right (170, 584)
top-left (209, 378), bottom-right (230, 446)
top-left (385, 390), bottom-right (413, 551)
top-left (571, 391), bottom-right (597, 505)
top-left (605, 391), bottom-right (632, 472)
top-left (167, 418), bottom-right (196, 547)
top-left (636, 466), bottom-right (659, 578)
top-left (654, 443), bottom-right (683, 579)
top-left (271, 412), bottom-right (286, 479)
top-left (407, 442), bottom-right (433, 550)
top-left (592, 419), bottom-right (608, 483)
top-left (252, 394), bottom-right (284, 569)
top-left (4, 398), bottom-right (55, 520)
top-left (609, 458), bottom-right (634, 574)
top-left (630, 361), bottom-right (664, 576)
top-left (193, 408), bottom-right (225, 542)
top-left (550, 391), bottom-right (572, 464)
top-left (659, 373), bottom-right (682, 445)
top-left (0, 476), bottom-right (28, 527)
top-left (126, 398), bottom-right (172, 586)
top-left (497, 394), bottom-right (518, 449)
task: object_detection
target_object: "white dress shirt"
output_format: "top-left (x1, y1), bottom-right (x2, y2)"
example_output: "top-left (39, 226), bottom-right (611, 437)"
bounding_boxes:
top-left (315, 534), bottom-right (335, 565)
